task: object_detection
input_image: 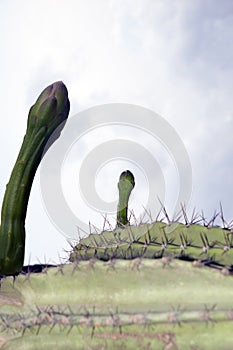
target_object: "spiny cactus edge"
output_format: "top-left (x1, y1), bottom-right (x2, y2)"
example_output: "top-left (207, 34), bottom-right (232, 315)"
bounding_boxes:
top-left (0, 82), bottom-right (233, 349)
top-left (1, 260), bottom-right (233, 349)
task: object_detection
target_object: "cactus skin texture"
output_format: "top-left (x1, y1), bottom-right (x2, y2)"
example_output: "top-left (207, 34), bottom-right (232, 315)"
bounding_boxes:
top-left (1, 261), bottom-right (233, 349)
top-left (70, 221), bottom-right (233, 270)
top-left (71, 171), bottom-right (233, 270)
top-left (0, 82), bottom-right (70, 275)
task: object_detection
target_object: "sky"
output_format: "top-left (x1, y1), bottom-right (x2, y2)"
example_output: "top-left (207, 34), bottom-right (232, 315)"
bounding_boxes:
top-left (0, 0), bottom-right (233, 265)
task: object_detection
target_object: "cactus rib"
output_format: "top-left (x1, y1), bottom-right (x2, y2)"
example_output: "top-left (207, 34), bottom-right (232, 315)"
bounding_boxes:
top-left (70, 222), bottom-right (233, 269)
top-left (1, 261), bottom-right (233, 349)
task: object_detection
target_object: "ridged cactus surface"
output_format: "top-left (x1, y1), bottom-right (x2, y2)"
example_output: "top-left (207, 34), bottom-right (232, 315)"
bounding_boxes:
top-left (70, 221), bottom-right (233, 270)
top-left (1, 260), bottom-right (233, 349)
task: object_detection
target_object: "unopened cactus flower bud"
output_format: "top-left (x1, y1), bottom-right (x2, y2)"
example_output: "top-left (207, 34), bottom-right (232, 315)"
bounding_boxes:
top-left (117, 170), bottom-right (135, 227)
top-left (27, 81), bottom-right (70, 134)
top-left (0, 82), bottom-right (70, 275)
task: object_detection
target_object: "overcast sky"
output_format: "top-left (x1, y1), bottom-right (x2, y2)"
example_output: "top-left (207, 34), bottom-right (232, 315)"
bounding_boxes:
top-left (0, 0), bottom-right (233, 265)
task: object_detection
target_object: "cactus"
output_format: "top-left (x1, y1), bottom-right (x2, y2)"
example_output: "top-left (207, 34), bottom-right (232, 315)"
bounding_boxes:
top-left (1, 260), bottom-right (233, 349)
top-left (1, 85), bottom-right (233, 349)
top-left (71, 171), bottom-right (233, 271)
top-left (0, 82), bottom-right (70, 275)
top-left (117, 170), bottom-right (135, 227)
top-left (70, 220), bottom-right (233, 270)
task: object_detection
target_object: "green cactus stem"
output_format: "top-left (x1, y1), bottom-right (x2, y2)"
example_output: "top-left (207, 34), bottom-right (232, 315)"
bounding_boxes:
top-left (117, 170), bottom-right (135, 227)
top-left (70, 221), bottom-right (233, 269)
top-left (1, 260), bottom-right (233, 349)
top-left (71, 170), bottom-right (233, 268)
top-left (0, 82), bottom-right (70, 275)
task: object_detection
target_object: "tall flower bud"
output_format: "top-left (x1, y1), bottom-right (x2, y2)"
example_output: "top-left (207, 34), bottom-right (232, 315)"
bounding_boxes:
top-left (0, 82), bottom-right (70, 275)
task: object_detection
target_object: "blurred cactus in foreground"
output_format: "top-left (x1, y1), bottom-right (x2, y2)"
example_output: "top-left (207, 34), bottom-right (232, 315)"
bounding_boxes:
top-left (0, 82), bottom-right (70, 275)
top-left (1, 260), bottom-right (233, 349)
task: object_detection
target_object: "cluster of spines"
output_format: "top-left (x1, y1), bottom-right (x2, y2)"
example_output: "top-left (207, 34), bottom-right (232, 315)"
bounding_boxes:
top-left (1, 304), bottom-right (233, 336)
top-left (97, 203), bottom-right (233, 233)
top-left (70, 204), bottom-right (233, 272)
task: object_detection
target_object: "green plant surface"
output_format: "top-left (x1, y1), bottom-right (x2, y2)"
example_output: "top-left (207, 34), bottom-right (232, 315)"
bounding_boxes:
top-left (70, 221), bottom-right (233, 269)
top-left (117, 170), bottom-right (135, 227)
top-left (0, 82), bottom-right (70, 275)
top-left (1, 260), bottom-right (233, 349)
